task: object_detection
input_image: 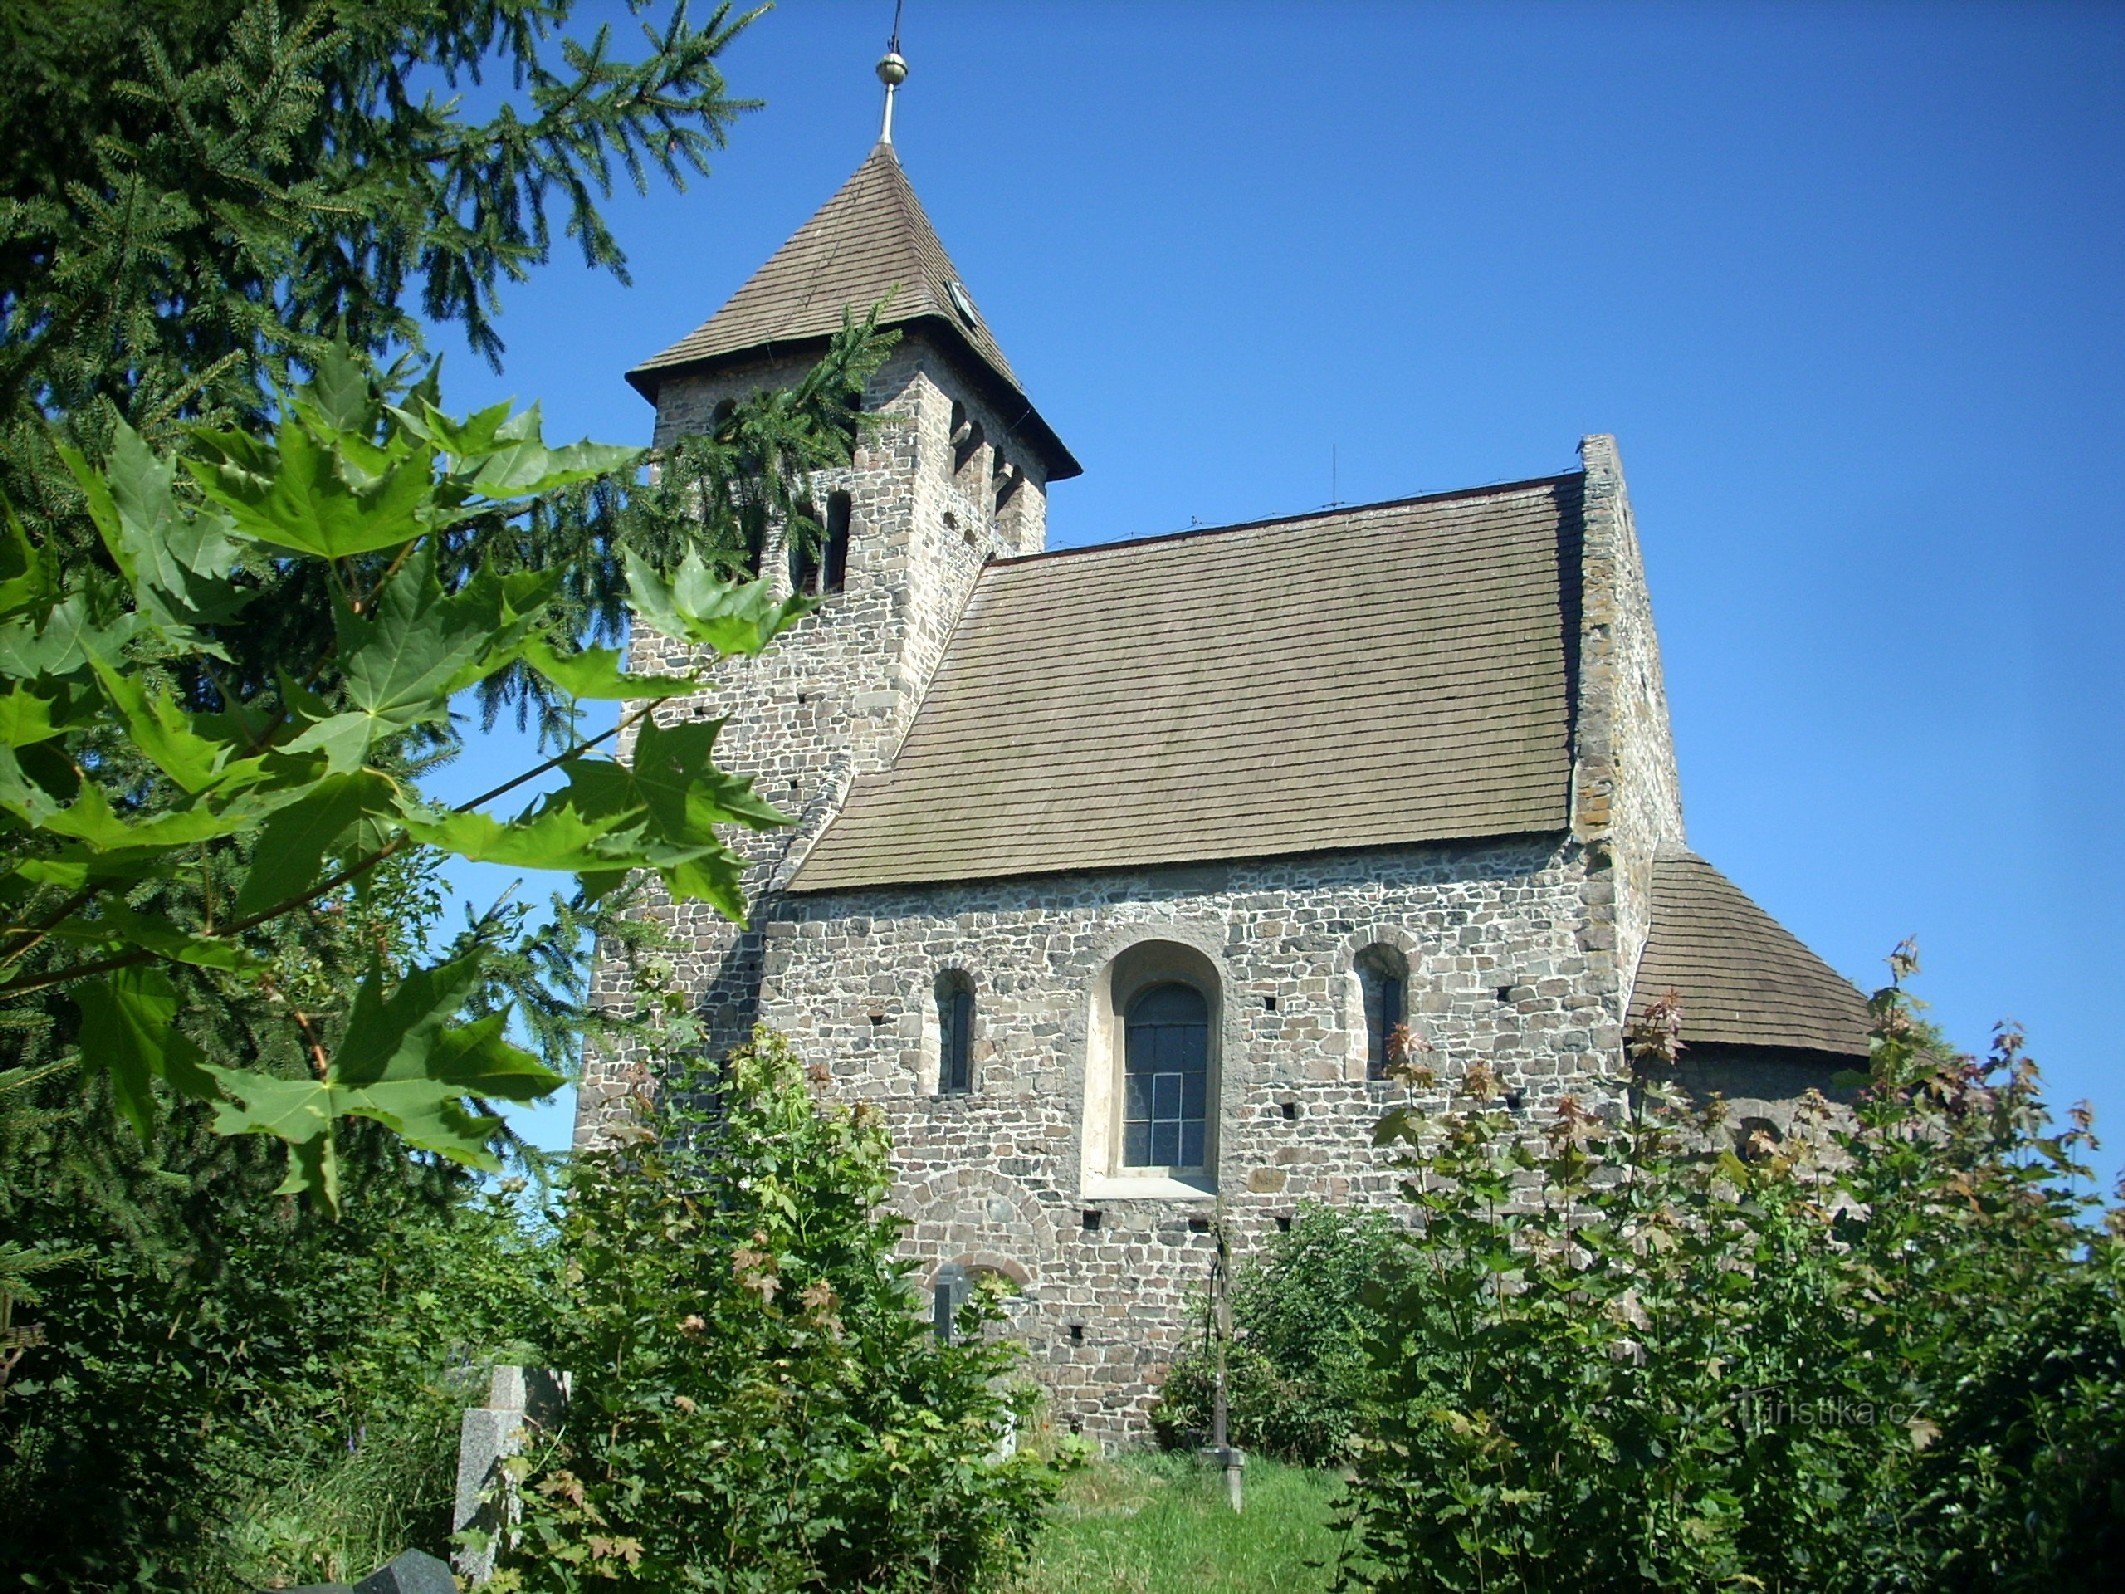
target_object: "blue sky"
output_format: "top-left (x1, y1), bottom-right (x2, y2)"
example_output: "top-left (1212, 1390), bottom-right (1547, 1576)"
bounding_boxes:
top-left (422, 1), bottom-right (2124, 1175)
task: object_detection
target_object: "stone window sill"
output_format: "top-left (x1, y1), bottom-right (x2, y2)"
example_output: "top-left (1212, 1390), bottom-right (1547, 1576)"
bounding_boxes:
top-left (1081, 1173), bottom-right (1217, 1203)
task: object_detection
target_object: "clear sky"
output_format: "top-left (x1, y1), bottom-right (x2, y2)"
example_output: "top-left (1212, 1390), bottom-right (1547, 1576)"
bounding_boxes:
top-left (421, 1), bottom-right (2124, 1176)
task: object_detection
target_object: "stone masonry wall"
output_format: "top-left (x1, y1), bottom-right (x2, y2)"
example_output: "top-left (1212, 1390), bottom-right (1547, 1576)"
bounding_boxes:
top-left (1571, 434), bottom-right (1685, 1029)
top-left (758, 836), bottom-right (1628, 1442)
top-left (577, 337), bottom-right (1052, 1145)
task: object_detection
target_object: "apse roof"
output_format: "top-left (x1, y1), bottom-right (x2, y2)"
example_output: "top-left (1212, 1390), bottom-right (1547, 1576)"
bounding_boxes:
top-left (628, 142), bottom-right (1078, 479)
top-left (1628, 849), bottom-right (1872, 1058)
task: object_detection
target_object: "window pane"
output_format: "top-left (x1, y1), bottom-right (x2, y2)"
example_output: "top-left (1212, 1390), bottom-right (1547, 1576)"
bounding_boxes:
top-left (1153, 1073), bottom-right (1180, 1121)
top-left (1124, 1121), bottom-right (1151, 1166)
top-left (1152, 1121), bottom-right (1180, 1166)
top-left (1180, 1122), bottom-right (1205, 1168)
top-left (1181, 1072), bottom-right (1205, 1120)
top-left (1131, 984), bottom-right (1207, 1026)
top-left (1127, 1024), bottom-right (1156, 1070)
top-left (1124, 1071), bottom-right (1151, 1121)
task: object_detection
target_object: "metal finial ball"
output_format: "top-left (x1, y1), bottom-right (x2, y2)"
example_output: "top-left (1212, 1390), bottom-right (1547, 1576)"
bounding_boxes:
top-left (876, 51), bottom-right (908, 87)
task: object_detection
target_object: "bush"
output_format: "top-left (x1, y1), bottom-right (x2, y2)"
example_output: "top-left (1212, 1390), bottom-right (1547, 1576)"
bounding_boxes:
top-left (0, 1124), bottom-right (550, 1591)
top-left (490, 1029), bottom-right (1066, 1592)
top-left (1338, 970), bottom-right (2125, 1592)
top-left (1150, 1204), bottom-right (1406, 1465)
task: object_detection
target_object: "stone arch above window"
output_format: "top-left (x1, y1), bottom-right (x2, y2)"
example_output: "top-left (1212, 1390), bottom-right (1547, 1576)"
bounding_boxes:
top-left (1356, 943), bottom-right (1410, 1081)
top-left (936, 969), bottom-right (976, 1097)
top-left (1081, 938), bottom-right (1223, 1201)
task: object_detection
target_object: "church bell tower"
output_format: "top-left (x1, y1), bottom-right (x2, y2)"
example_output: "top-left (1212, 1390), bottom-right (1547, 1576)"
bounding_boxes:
top-left (577, 50), bottom-right (1078, 1141)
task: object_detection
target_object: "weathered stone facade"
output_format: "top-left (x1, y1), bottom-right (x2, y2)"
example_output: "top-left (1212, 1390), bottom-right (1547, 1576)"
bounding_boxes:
top-left (754, 839), bottom-right (1627, 1435)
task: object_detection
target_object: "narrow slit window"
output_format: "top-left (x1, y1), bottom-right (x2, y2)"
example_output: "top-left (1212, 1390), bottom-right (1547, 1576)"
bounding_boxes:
top-left (938, 972), bottom-right (975, 1096)
top-left (1357, 945), bottom-right (1409, 1081)
top-left (823, 491), bottom-right (851, 593)
top-left (788, 520), bottom-right (819, 595)
top-left (950, 400), bottom-right (986, 489)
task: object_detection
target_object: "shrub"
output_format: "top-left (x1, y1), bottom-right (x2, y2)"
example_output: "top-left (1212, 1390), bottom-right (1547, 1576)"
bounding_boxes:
top-left (1337, 967), bottom-right (2125, 1592)
top-left (1151, 1203), bottom-right (1407, 1465)
top-left (0, 1132), bottom-right (550, 1591)
top-left (489, 1029), bottom-right (1065, 1592)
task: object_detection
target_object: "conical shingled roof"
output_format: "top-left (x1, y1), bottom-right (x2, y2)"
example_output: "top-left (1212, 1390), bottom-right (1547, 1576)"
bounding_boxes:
top-left (627, 143), bottom-right (1078, 478)
top-left (1629, 849), bottom-right (1871, 1058)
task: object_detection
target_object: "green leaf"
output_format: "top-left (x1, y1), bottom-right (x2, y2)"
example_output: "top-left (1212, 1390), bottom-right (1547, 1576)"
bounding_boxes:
top-left (522, 636), bottom-right (697, 701)
top-left (207, 955), bottom-right (561, 1210)
top-left (0, 743), bottom-right (66, 825)
top-left (232, 770), bottom-right (397, 919)
top-left (74, 967), bottom-right (215, 1138)
top-left (185, 405), bottom-right (437, 558)
top-left (46, 903), bottom-right (263, 975)
top-left (0, 505), bottom-right (56, 614)
top-left (280, 710), bottom-right (383, 775)
top-left (0, 686), bottom-right (70, 747)
top-left (331, 548), bottom-right (554, 751)
top-left (36, 780), bottom-right (254, 856)
top-left (89, 661), bottom-right (233, 794)
top-left (553, 714), bottom-right (786, 917)
top-left (623, 548), bottom-right (811, 656)
top-left (396, 795), bottom-right (641, 874)
top-left (61, 422), bottom-right (245, 634)
top-left (303, 343), bottom-right (376, 434)
top-left (0, 592), bottom-right (130, 679)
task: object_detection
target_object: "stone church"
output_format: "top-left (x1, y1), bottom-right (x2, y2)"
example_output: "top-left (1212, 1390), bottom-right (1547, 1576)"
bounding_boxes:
top-left (577, 121), bottom-right (1872, 1439)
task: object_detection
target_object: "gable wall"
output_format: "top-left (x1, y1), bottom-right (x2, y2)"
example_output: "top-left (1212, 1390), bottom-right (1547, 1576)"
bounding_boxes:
top-left (755, 836), bottom-right (1625, 1441)
top-left (1571, 435), bottom-right (1686, 1028)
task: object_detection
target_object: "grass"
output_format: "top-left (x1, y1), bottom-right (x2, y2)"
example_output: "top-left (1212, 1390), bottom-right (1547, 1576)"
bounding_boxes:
top-left (1006, 1450), bottom-right (1353, 1593)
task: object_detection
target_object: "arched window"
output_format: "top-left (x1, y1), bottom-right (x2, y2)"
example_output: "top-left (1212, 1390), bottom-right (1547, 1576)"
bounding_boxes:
top-left (1356, 944), bottom-right (1408, 1081)
top-left (710, 396), bottom-right (737, 432)
top-left (1123, 983), bottom-right (1209, 1170)
top-left (937, 971), bottom-right (975, 1096)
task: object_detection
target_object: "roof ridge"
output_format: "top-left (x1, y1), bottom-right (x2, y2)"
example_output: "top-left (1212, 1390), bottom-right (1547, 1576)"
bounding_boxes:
top-left (991, 469), bottom-right (1586, 570)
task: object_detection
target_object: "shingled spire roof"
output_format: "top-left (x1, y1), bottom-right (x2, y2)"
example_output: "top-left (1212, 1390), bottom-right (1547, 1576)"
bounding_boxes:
top-left (627, 142), bottom-right (1078, 479)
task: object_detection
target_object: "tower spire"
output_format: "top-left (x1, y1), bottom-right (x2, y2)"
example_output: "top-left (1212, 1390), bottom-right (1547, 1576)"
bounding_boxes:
top-left (876, 1), bottom-right (908, 145)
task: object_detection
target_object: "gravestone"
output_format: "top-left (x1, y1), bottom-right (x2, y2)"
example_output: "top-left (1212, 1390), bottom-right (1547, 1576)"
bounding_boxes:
top-left (355, 1549), bottom-right (457, 1594)
top-left (452, 1364), bottom-right (568, 1584)
top-left (274, 1546), bottom-right (454, 1594)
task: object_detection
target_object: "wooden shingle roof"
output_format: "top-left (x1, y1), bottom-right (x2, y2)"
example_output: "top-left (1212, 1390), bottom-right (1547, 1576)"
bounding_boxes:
top-left (792, 474), bottom-right (1586, 892)
top-left (1630, 849), bottom-right (1871, 1058)
top-left (628, 143), bottom-right (1078, 478)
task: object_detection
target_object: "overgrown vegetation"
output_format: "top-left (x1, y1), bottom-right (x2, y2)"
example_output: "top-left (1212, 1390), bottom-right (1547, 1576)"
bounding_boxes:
top-left (0, 3), bottom-right (903, 1587)
top-left (1151, 1204), bottom-right (1403, 1466)
top-left (1338, 957), bottom-right (2125, 1591)
top-left (488, 1024), bottom-right (1067, 1592)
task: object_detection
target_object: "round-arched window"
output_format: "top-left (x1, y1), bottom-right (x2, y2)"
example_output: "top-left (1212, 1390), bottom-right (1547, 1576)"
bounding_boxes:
top-left (1123, 982), bottom-right (1209, 1170)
